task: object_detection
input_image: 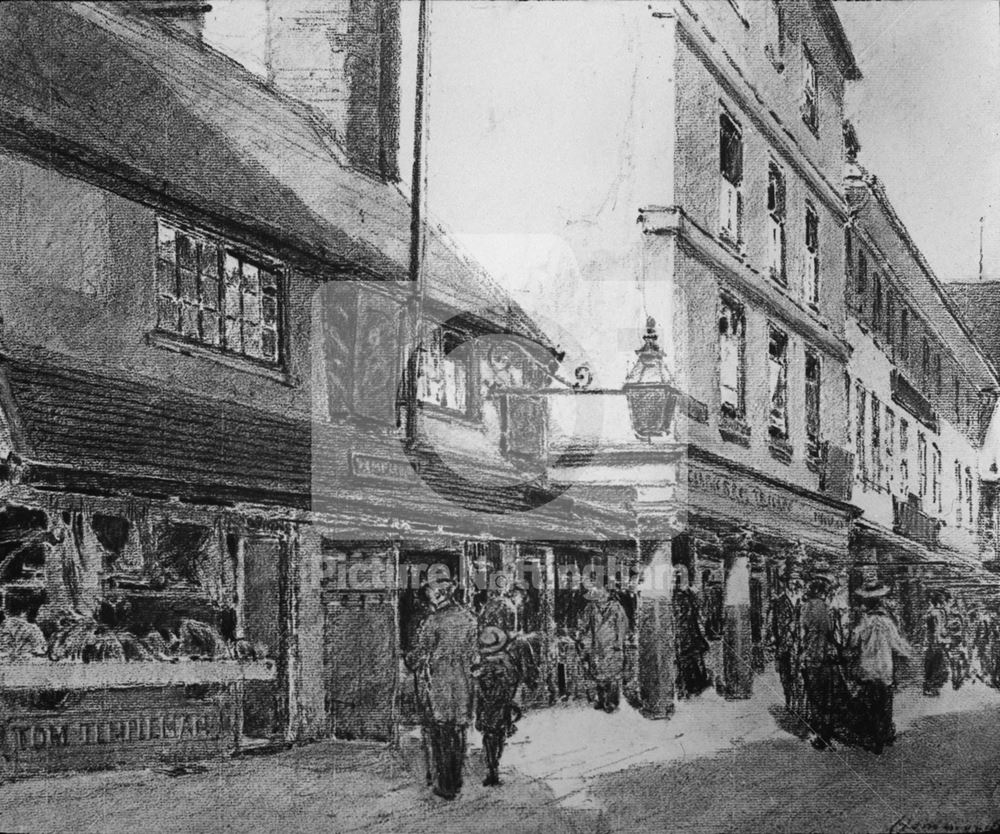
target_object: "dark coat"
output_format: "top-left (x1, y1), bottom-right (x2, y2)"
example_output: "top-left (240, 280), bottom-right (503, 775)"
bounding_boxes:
top-left (407, 601), bottom-right (479, 725)
top-left (578, 597), bottom-right (628, 682)
top-left (475, 649), bottom-right (521, 735)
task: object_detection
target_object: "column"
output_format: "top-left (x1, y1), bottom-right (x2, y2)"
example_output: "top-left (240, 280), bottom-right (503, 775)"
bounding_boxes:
top-left (637, 539), bottom-right (676, 718)
top-left (722, 533), bottom-right (754, 699)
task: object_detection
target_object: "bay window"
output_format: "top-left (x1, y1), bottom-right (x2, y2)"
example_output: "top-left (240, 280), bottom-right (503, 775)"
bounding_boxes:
top-left (418, 328), bottom-right (470, 414)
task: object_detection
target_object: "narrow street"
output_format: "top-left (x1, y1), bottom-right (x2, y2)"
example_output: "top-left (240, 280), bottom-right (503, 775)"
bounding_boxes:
top-left (2, 673), bottom-right (998, 834)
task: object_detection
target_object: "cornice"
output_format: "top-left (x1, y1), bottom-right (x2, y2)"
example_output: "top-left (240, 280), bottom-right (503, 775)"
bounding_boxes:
top-left (639, 205), bottom-right (851, 363)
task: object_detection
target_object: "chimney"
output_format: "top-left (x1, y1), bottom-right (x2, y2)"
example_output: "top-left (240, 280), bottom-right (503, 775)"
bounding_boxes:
top-left (137, 1), bottom-right (211, 40)
top-left (265, 0), bottom-right (401, 182)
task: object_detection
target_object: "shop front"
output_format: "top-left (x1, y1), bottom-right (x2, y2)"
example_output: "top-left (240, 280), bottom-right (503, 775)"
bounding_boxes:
top-left (0, 489), bottom-right (286, 777)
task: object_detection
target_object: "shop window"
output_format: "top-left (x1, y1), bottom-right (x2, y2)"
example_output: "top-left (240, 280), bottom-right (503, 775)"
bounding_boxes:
top-left (802, 47), bottom-right (819, 134)
top-left (804, 204), bottom-right (820, 306)
top-left (418, 328), bottom-right (470, 414)
top-left (768, 328), bottom-right (789, 440)
top-left (805, 348), bottom-right (821, 460)
top-left (899, 418), bottom-right (909, 496)
top-left (871, 394), bottom-right (881, 488)
top-left (719, 295), bottom-right (746, 418)
top-left (156, 220), bottom-right (282, 365)
top-left (884, 409), bottom-right (895, 493)
top-left (917, 432), bottom-right (927, 501)
top-left (149, 520), bottom-right (212, 590)
top-left (767, 162), bottom-right (786, 285)
top-left (719, 111), bottom-right (744, 245)
top-left (900, 307), bottom-right (909, 359)
top-left (0, 506), bottom-right (49, 622)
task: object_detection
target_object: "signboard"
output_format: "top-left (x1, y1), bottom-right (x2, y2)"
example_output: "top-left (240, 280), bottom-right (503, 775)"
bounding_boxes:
top-left (0, 687), bottom-right (236, 777)
top-left (682, 458), bottom-right (851, 545)
top-left (349, 452), bottom-right (419, 484)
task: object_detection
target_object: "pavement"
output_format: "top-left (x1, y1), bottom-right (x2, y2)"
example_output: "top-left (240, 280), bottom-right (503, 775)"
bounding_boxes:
top-left (1, 671), bottom-right (998, 833)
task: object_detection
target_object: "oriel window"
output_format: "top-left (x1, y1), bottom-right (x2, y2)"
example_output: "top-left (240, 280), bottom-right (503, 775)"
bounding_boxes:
top-left (418, 328), bottom-right (470, 414)
top-left (805, 348), bottom-right (821, 459)
top-left (768, 163), bottom-right (787, 285)
top-left (719, 296), bottom-right (746, 418)
top-left (768, 328), bottom-right (789, 440)
top-left (719, 111), bottom-right (744, 244)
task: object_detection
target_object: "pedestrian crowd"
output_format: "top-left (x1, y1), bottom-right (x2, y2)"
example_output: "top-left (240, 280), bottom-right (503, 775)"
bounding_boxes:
top-left (402, 564), bottom-right (1000, 801)
top-left (403, 574), bottom-right (631, 800)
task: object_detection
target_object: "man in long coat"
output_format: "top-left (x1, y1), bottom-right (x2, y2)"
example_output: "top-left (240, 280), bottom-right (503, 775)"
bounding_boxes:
top-left (923, 591), bottom-right (949, 696)
top-left (800, 569), bottom-right (838, 750)
top-left (768, 574), bottom-right (802, 712)
top-left (406, 578), bottom-right (479, 800)
top-left (673, 569), bottom-right (711, 698)
top-left (577, 586), bottom-right (628, 712)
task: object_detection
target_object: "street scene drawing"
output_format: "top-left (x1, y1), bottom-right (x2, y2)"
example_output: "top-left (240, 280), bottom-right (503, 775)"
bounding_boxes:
top-left (0, 1), bottom-right (999, 831)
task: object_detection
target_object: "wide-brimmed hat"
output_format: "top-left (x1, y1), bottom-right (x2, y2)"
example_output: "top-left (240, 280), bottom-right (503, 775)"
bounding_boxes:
top-left (478, 626), bottom-right (509, 656)
top-left (856, 579), bottom-right (891, 599)
top-left (806, 560), bottom-right (836, 584)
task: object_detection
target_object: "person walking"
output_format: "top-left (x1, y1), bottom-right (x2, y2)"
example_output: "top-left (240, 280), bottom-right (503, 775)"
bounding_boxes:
top-left (673, 568), bottom-right (711, 698)
top-left (848, 580), bottom-right (912, 754)
top-left (405, 578), bottom-right (479, 801)
top-left (768, 572), bottom-right (802, 712)
top-left (577, 585), bottom-right (628, 712)
top-left (799, 566), bottom-right (838, 750)
top-left (923, 591), bottom-right (949, 696)
top-left (475, 625), bottom-right (523, 787)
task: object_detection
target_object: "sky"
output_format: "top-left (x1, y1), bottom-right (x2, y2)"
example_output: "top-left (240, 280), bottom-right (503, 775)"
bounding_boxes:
top-left (396, 0), bottom-right (1000, 288)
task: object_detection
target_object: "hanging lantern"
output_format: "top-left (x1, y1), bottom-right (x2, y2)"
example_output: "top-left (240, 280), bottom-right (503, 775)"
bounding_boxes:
top-left (624, 317), bottom-right (677, 440)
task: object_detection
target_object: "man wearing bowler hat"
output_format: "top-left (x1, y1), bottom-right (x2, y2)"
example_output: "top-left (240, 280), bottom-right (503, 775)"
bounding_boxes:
top-left (849, 579), bottom-right (912, 753)
top-left (406, 576), bottom-right (478, 800)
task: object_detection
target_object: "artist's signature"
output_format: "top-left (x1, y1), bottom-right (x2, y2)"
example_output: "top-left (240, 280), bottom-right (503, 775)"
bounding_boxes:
top-left (889, 818), bottom-right (999, 834)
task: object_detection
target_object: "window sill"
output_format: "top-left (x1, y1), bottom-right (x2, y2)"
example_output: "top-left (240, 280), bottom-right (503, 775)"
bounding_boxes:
top-left (718, 230), bottom-right (745, 258)
top-left (719, 413), bottom-right (751, 447)
top-left (768, 436), bottom-right (793, 465)
top-left (147, 330), bottom-right (295, 386)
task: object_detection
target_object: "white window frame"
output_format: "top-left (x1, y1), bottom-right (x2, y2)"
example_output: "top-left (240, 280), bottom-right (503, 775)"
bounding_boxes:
top-left (719, 295), bottom-right (747, 419)
top-left (804, 203), bottom-right (820, 306)
top-left (719, 111), bottom-right (744, 245)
